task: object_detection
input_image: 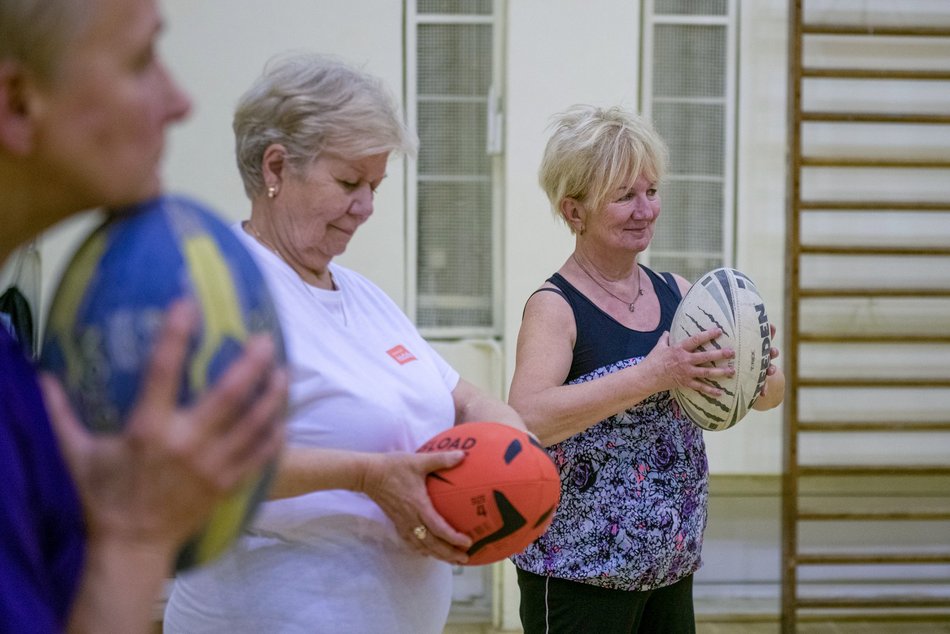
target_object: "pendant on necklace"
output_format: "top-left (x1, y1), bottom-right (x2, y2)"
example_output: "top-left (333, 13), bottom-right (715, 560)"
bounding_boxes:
top-left (627, 289), bottom-right (644, 312)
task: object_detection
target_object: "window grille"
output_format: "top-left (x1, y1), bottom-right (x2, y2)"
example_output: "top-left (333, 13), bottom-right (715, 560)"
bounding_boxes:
top-left (408, 0), bottom-right (503, 337)
top-left (642, 0), bottom-right (737, 282)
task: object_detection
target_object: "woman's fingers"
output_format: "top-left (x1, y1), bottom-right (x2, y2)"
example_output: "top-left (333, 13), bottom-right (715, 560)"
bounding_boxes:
top-left (38, 373), bottom-right (92, 474)
top-left (684, 327), bottom-right (723, 351)
top-left (665, 328), bottom-right (735, 396)
top-left (185, 334), bottom-right (280, 441)
top-left (131, 300), bottom-right (198, 429)
top-left (369, 451), bottom-right (473, 564)
top-left (408, 452), bottom-right (472, 553)
top-left (410, 526), bottom-right (471, 564)
top-left (193, 363), bottom-right (288, 491)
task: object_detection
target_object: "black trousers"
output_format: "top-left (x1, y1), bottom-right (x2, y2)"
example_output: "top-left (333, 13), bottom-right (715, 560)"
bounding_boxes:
top-left (516, 568), bottom-right (696, 634)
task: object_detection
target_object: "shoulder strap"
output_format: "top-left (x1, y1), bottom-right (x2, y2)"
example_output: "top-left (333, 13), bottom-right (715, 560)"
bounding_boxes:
top-left (660, 271), bottom-right (682, 301)
top-left (529, 286), bottom-right (567, 301)
top-left (524, 285), bottom-right (569, 319)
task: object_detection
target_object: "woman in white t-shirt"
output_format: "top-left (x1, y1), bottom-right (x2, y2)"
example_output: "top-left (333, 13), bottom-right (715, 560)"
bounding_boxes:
top-left (163, 53), bottom-right (528, 634)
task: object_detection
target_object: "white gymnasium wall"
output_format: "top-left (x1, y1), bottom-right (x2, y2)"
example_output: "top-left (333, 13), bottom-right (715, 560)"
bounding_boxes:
top-left (706, 0), bottom-right (789, 473)
top-left (503, 0), bottom-right (642, 392)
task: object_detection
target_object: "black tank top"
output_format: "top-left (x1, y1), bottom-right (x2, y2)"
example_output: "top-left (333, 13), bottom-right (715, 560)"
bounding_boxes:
top-left (535, 266), bottom-right (682, 383)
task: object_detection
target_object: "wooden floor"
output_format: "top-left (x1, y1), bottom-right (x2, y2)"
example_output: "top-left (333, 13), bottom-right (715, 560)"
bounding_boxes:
top-left (152, 605), bottom-right (950, 631)
top-left (444, 617), bottom-right (950, 633)
top-left (695, 618), bottom-right (950, 634)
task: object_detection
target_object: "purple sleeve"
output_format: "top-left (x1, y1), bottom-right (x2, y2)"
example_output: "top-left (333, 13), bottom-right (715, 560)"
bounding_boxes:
top-left (0, 331), bottom-right (85, 632)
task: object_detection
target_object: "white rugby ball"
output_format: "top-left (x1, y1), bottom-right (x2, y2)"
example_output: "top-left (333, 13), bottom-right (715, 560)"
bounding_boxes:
top-left (669, 268), bottom-right (771, 431)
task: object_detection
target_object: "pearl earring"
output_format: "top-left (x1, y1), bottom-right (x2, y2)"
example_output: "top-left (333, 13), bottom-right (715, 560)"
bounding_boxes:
top-left (267, 185), bottom-right (278, 199)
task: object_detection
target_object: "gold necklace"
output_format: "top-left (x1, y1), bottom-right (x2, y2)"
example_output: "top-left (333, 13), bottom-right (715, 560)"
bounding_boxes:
top-left (572, 253), bottom-right (644, 313)
top-left (243, 221), bottom-right (336, 290)
top-left (244, 220), bottom-right (347, 325)
top-left (244, 220), bottom-right (283, 260)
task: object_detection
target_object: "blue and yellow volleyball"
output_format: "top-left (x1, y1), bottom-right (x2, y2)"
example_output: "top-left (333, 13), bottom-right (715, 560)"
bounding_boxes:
top-left (41, 194), bottom-right (285, 571)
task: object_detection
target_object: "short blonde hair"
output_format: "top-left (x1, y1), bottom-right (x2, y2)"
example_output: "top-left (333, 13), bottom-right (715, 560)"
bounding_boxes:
top-left (539, 105), bottom-right (669, 231)
top-left (233, 52), bottom-right (418, 198)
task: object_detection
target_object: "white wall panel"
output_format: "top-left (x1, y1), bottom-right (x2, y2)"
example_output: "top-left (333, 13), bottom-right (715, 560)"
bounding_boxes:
top-left (711, 0), bottom-right (788, 474)
top-left (503, 0), bottom-right (641, 397)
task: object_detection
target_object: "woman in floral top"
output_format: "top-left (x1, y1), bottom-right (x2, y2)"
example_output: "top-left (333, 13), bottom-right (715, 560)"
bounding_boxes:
top-left (508, 104), bottom-right (784, 633)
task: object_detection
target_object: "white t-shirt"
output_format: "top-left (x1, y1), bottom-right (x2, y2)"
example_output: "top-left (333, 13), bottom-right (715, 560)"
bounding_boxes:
top-left (163, 224), bottom-right (460, 633)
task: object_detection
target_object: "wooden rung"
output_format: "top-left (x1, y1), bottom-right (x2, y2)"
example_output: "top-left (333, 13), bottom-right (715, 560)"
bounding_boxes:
top-left (797, 612), bottom-right (950, 623)
top-left (799, 245), bottom-right (950, 256)
top-left (798, 510), bottom-right (950, 521)
top-left (801, 157), bottom-right (950, 168)
top-left (797, 553), bottom-right (950, 565)
top-left (802, 111), bottom-right (950, 124)
top-left (800, 288), bottom-right (950, 298)
top-left (798, 421), bottom-right (950, 432)
top-left (798, 465), bottom-right (950, 476)
top-left (799, 334), bottom-right (950, 343)
top-left (802, 24), bottom-right (950, 38)
top-left (798, 377), bottom-right (950, 388)
top-left (803, 67), bottom-right (950, 81)
top-left (800, 200), bottom-right (950, 211)
top-left (796, 596), bottom-right (950, 609)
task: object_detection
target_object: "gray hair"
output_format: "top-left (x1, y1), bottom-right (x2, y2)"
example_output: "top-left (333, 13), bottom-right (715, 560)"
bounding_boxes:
top-left (233, 52), bottom-right (418, 198)
top-left (0, 0), bottom-right (91, 81)
top-left (539, 105), bottom-right (669, 232)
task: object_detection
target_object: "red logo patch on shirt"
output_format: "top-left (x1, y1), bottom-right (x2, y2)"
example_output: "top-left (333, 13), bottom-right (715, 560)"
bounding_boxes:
top-left (387, 344), bottom-right (417, 365)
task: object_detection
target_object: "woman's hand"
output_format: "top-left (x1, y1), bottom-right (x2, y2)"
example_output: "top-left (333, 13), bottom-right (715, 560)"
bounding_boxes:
top-left (359, 450), bottom-right (473, 565)
top-left (42, 300), bottom-right (287, 634)
top-left (753, 323), bottom-right (785, 410)
top-left (42, 299), bottom-right (287, 556)
top-left (640, 328), bottom-right (736, 396)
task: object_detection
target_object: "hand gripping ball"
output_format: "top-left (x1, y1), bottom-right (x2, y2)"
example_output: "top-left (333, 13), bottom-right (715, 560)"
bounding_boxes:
top-left (669, 267), bottom-right (771, 431)
top-left (41, 194), bottom-right (285, 570)
top-left (417, 421), bottom-right (560, 565)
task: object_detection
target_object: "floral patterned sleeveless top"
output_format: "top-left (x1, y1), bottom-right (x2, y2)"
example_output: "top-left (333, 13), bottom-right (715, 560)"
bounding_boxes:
top-left (511, 266), bottom-right (708, 591)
